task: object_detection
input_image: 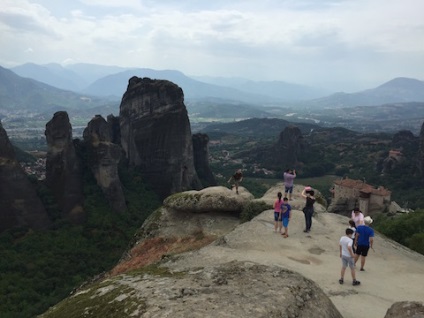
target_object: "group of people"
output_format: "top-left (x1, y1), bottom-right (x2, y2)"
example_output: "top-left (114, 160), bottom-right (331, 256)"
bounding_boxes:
top-left (232, 168), bottom-right (375, 286)
top-left (280, 168), bottom-right (375, 287)
top-left (339, 207), bottom-right (375, 286)
top-left (273, 169), bottom-right (317, 236)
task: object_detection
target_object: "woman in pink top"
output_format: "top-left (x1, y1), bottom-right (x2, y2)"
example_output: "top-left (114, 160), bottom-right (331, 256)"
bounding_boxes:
top-left (351, 208), bottom-right (364, 227)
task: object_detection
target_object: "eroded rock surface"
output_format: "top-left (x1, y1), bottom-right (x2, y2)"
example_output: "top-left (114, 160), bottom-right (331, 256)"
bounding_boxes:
top-left (0, 121), bottom-right (50, 232)
top-left (83, 115), bottom-right (126, 212)
top-left (45, 111), bottom-right (84, 223)
top-left (384, 301), bottom-right (424, 318)
top-left (119, 77), bottom-right (201, 199)
top-left (41, 261), bottom-right (342, 318)
top-left (192, 133), bottom-right (216, 187)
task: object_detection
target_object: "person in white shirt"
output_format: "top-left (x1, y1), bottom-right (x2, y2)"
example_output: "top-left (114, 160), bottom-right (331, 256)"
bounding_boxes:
top-left (339, 228), bottom-right (360, 286)
top-left (351, 207), bottom-right (364, 227)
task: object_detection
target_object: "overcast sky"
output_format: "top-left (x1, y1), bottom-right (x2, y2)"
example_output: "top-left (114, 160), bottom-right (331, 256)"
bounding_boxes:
top-left (1, 0), bottom-right (423, 92)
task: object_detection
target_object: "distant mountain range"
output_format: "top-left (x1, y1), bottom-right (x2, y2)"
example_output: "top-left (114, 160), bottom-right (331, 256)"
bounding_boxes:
top-left (0, 66), bottom-right (114, 113)
top-left (3, 63), bottom-right (424, 113)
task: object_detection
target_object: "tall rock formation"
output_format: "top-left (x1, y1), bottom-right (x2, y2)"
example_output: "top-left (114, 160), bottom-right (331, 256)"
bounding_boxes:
top-left (45, 111), bottom-right (85, 223)
top-left (420, 122), bottom-right (424, 182)
top-left (0, 121), bottom-right (50, 232)
top-left (119, 77), bottom-right (201, 199)
top-left (83, 115), bottom-right (127, 212)
top-left (192, 133), bottom-right (216, 187)
top-left (276, 125), bottom-right (304, 169)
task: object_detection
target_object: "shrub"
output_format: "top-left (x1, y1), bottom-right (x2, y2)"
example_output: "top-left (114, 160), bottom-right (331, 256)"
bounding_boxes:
top-left (240, 201), bottom-right (272, 223)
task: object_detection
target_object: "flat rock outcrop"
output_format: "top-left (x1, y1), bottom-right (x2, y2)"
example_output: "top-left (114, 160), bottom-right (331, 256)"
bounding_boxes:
top-left (83, 115), bottom-right (126, 212)
top-left (119, 77), bottom-right (201, 199)
top-left (0, 121), bottom-right (50, 232)
top-left (45, 111), bottom-right (85, 223)
top-left (40, 184), bottom-right (424, 318)
top-left (163, 186), bottom-right (253, 213)
top-left (42, 261), bottom-right (342, 318)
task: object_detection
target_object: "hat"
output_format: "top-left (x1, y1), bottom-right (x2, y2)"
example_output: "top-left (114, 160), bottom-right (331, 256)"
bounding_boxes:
top-left (364, 216), bottom-right (373, 225)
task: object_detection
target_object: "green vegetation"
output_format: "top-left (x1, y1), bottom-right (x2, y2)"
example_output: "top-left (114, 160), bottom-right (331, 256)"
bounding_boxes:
top-left (240, 201), bottom-right (273, 223)
top-left (374, 210), bottom-right (424, 255)
top-left (0, 167), bottom-right (161, 318)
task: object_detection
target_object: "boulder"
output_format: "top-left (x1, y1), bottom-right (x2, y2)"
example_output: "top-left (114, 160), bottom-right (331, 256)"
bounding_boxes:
top-left (45, 111), bottom-right (85, 223)
top-left (83, 115), bottom-right (127, 213)
top-left (119, 77), bottom-right (201, 199)
top-left (163, 186), bottom-right (253, 213)
top-left (384, 301), bottom-right (424, 318)
top-left (41, 261), bottom-right (342, 318)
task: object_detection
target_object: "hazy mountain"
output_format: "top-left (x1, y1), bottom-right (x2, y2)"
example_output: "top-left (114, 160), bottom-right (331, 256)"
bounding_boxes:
top-left (83, 68), bottom-right (279, 103)
top-left (11, 63), bottom-right (87, 91)
top-left (0, 66), bottom-right (112, 113)
top-left (306, 77), bottom-right (424, 108)
top-left (192, 75), bottom-right (329, 101)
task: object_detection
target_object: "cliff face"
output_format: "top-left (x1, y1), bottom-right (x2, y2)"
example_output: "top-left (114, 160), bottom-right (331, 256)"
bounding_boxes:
top-left (276, 125), bottom-right (304, 168)
top-left (83, 115), bottom-right (127, 212)
top-left (192, 133), bottom-right (216, 187)
top-left (420, 122), bottom-right (424, 181)
top-left (119, 77), bottom-right (201, 199)
top-left (45, 111), bottom-right (85, 223)
top-left (0, 122), bottom-right (50, 232)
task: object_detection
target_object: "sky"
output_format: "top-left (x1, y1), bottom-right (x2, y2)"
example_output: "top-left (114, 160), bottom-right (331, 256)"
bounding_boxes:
top-left (1, 0), bottom-right (424, 92)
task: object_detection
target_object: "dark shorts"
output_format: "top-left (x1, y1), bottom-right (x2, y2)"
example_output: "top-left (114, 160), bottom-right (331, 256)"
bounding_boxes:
top-left (285, 186), bottom-right (293, 194)
top-left (282, 217), bottom-right (289, 228)
top-left (274, 212), bottom-right (281, 222)
top-left (355, 245), bottom-right (370, 256)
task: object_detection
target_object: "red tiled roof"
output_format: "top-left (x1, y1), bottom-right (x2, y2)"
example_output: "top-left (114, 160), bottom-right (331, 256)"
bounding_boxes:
top-left (334, 178), bottom-right (391, 196)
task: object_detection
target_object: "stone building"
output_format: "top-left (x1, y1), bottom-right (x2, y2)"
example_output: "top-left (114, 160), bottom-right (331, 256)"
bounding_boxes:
top-left (329, 177), bottom-right (391, 216)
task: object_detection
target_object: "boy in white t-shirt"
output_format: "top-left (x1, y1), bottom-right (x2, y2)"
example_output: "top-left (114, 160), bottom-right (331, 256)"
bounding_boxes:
top-left (339, 228), bottom-right (360, 286)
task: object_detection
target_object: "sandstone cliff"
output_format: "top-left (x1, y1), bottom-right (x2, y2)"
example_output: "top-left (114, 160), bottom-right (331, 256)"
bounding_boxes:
top-left (0, 121), bottom-right (50, 232)
top-left (119, 77), bottom-right (201, 199)
top-left (83, 115), bottom-right (127, 213)
top-left (45, 111), bottom-right (85, 223)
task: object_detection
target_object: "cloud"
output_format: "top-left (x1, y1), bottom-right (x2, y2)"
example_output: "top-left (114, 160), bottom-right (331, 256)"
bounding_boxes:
top-left (0, 0), bottom-right (423, 91)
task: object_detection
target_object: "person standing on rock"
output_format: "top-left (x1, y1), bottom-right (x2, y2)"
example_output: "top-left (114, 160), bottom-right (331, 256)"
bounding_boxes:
top-left (273, 192), bottom-right (283, 233)
top-left (354, 216), bottom-right (374, 271)
top-left (283, 169), bottom-right (296, 200)
top-left (339, 228), bottom-right (360, 286)
top-left (228, 169), bottom-right (243, 194)
top-left (280, 197), bottom-right (292, 238)
top-left (301, 187), bottom-right (316, 233)
top-left (351, 207), bottom-right (365, 227)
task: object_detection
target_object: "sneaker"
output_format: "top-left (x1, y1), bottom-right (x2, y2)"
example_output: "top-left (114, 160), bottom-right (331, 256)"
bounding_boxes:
top-left (338, 279), bottom-right (343, 285)
top-left (352, 280), bottom-right (361, 286)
